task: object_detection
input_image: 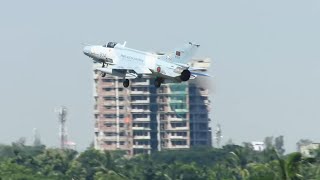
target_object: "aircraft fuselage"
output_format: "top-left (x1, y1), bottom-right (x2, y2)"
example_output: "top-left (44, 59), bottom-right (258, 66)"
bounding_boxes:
top-left (83, 43), bottom-right (184, 82)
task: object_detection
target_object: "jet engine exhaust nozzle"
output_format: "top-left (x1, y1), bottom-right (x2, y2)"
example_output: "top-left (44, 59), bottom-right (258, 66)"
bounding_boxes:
top-left (180, 69), bottom-right (191, 81)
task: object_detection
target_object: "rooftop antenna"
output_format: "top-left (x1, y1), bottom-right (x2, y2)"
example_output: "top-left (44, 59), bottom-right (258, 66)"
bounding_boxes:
top-left (55, 106), bottom-right (68, 149)
top-left (214, 123), bottom-right (223, 148)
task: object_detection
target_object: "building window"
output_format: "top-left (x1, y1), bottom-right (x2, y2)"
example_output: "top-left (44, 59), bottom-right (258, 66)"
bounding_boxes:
top-left (104, 114), bottom-right (116, 119)
top-left (172, 141), bottom-right (187, 146)
top-left (105, 106), bottom-right (112, 109)
top-left (105, 141), bottom-right (112, 145)
top-left (104, 132), bottom-right (117, 136)
top-left (104, 97), bottom-right (116, 101)
top-left (103, 88), bottom-right (114, 91)
top-left (105, 123), bottom-right (113, 127)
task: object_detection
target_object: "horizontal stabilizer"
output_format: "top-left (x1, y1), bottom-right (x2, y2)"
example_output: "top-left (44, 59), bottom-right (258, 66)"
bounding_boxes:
top-left (173, 62), bottom-right (208, 72)
top-left (190, 71), bottom-right (211, 77)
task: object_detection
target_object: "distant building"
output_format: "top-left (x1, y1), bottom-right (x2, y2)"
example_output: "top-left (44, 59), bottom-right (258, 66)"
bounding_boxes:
top-left (93, 58), bottom-right (212, 156)
top-left (251, 141), bottom-right (265, 151)
top-left (64, 141), bottom-right (77, 150)
top-left (299, 143), bottom-right (320, 157)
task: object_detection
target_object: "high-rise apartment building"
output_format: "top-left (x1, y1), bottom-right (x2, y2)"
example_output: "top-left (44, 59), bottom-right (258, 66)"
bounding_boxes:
top-left (93, 58), bottom-right (211, 156)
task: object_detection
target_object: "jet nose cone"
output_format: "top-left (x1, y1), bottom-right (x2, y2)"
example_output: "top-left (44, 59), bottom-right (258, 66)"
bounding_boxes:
top-left (83, 46), bottom-right (91, 55)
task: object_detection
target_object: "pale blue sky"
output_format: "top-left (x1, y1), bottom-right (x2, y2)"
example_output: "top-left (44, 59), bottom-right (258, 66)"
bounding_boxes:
top-left (0, 1), bottom-right (319, 152)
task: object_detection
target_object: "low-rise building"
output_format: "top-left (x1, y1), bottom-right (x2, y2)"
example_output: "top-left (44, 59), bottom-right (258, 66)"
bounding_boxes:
top-left (299, 143), bottom-right (320, 157)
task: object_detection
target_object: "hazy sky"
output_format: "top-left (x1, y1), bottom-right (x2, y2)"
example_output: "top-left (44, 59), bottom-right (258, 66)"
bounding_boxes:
top-left (0, 1), bottom-right (319, 152)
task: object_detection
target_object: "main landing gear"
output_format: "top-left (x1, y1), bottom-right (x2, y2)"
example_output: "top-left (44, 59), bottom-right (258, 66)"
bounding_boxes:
top-left (100, 62), bottom-right (106, 77)
top-left (154, 77), bottom-right (164, 88)
top-left (123, 79), bottom-right (130, 88)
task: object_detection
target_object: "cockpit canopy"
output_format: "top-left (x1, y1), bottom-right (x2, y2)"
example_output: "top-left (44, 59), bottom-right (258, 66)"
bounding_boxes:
top-left (103, 42), bottom-right (118, 48)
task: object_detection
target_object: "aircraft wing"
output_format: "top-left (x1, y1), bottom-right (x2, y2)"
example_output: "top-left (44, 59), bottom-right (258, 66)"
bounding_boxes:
top-left (106, 64), bottom-right (152, 74)
top-left (96, 64), bottom-right (152, 79)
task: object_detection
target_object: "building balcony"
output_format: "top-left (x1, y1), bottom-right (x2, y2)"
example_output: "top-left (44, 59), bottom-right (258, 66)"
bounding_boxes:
top-left (168, 145), bottom-right (189, 149)
top-left (199, 91), bottom-right (209, 96)
top-left (133, 135), bottom-right (151, 140)
top-left (133, 117), bottom-right (151, 122)
top-left (168, 117), bottom-right (185, 122)
top-left (103, 101), bottom-right (116, 105)
top-left (94, 108), bottom-right (100, 113)
top-left (130, 99), bottom-right (150, 104)
top-left (100, 118), bottom-right (117, 122)
top-left (162, 145), bottom-right (189, 149)
top-left (100, 83), bottom-right (115, 87)
top-left (101, 109), bottom-right (117, 114)
top-left (157, 90), bottom-right (171, 94)
top-left (167, 127), bottom-right (189, 131)
top-left (102, 101), bottom-right (127, 106)
top-left (157, 100), bottom-right (169, 104)
top-left (131, 109), bottom-right (150, 113)
top-left (131, 109), bottom-right (144, 113)
top-left (119, 136), bottom-right (129, 141)
top-left (131, 81), bottom-right (149, 86)
top-left (98, 127), bottom-right (118, 132)
top-left (100, 91), bottom-right (116, 96)
top-left (169, 136), bottom-right (188, 139)
top-left (169, 100), bottom-right (185, 104)
top-left (132, 127), bottom-right (151, 131)
top-left (118, 101), bottom-right (128, 106)
top-left (189, 100), bottom-right (210, 107)
top-left (133, 145), bottom-right (151, 149)
top-left (130, 91), bottom-right (150, 95)
top-left (170, 91), bottom-right (187, 95)
top-left (99, 136), bottom-right (117, 141)
top-left (172, 109), bottom-right (189, 113)
top-left (99, 145), bottom-right (118, 150)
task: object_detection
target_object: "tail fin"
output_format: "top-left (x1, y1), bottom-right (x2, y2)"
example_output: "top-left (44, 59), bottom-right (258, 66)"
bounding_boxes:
top-left (167, 42), bottom-right (200, 63)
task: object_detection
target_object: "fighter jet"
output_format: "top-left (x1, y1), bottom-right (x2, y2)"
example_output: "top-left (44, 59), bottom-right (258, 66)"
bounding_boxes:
top-left (83, 42), bottom-right (209, 88)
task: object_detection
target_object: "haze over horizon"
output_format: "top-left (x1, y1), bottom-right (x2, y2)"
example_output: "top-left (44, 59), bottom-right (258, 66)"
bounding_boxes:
top-left (0, 1), bottom-right (319, 152)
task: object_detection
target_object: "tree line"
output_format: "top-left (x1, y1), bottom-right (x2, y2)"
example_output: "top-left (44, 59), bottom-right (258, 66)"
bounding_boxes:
top-left (0, 137), bottom-right (319, 180)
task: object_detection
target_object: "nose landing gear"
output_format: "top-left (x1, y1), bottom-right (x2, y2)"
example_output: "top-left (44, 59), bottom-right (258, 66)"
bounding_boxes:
top-left (154, 77), bottom-right (164, 88)
top-left (100, 62), bottom-right (107, 77)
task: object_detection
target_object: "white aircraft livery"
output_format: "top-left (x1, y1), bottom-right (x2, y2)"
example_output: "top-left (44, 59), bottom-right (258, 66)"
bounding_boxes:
top-left (83, 42), bottom-right (210, 88)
